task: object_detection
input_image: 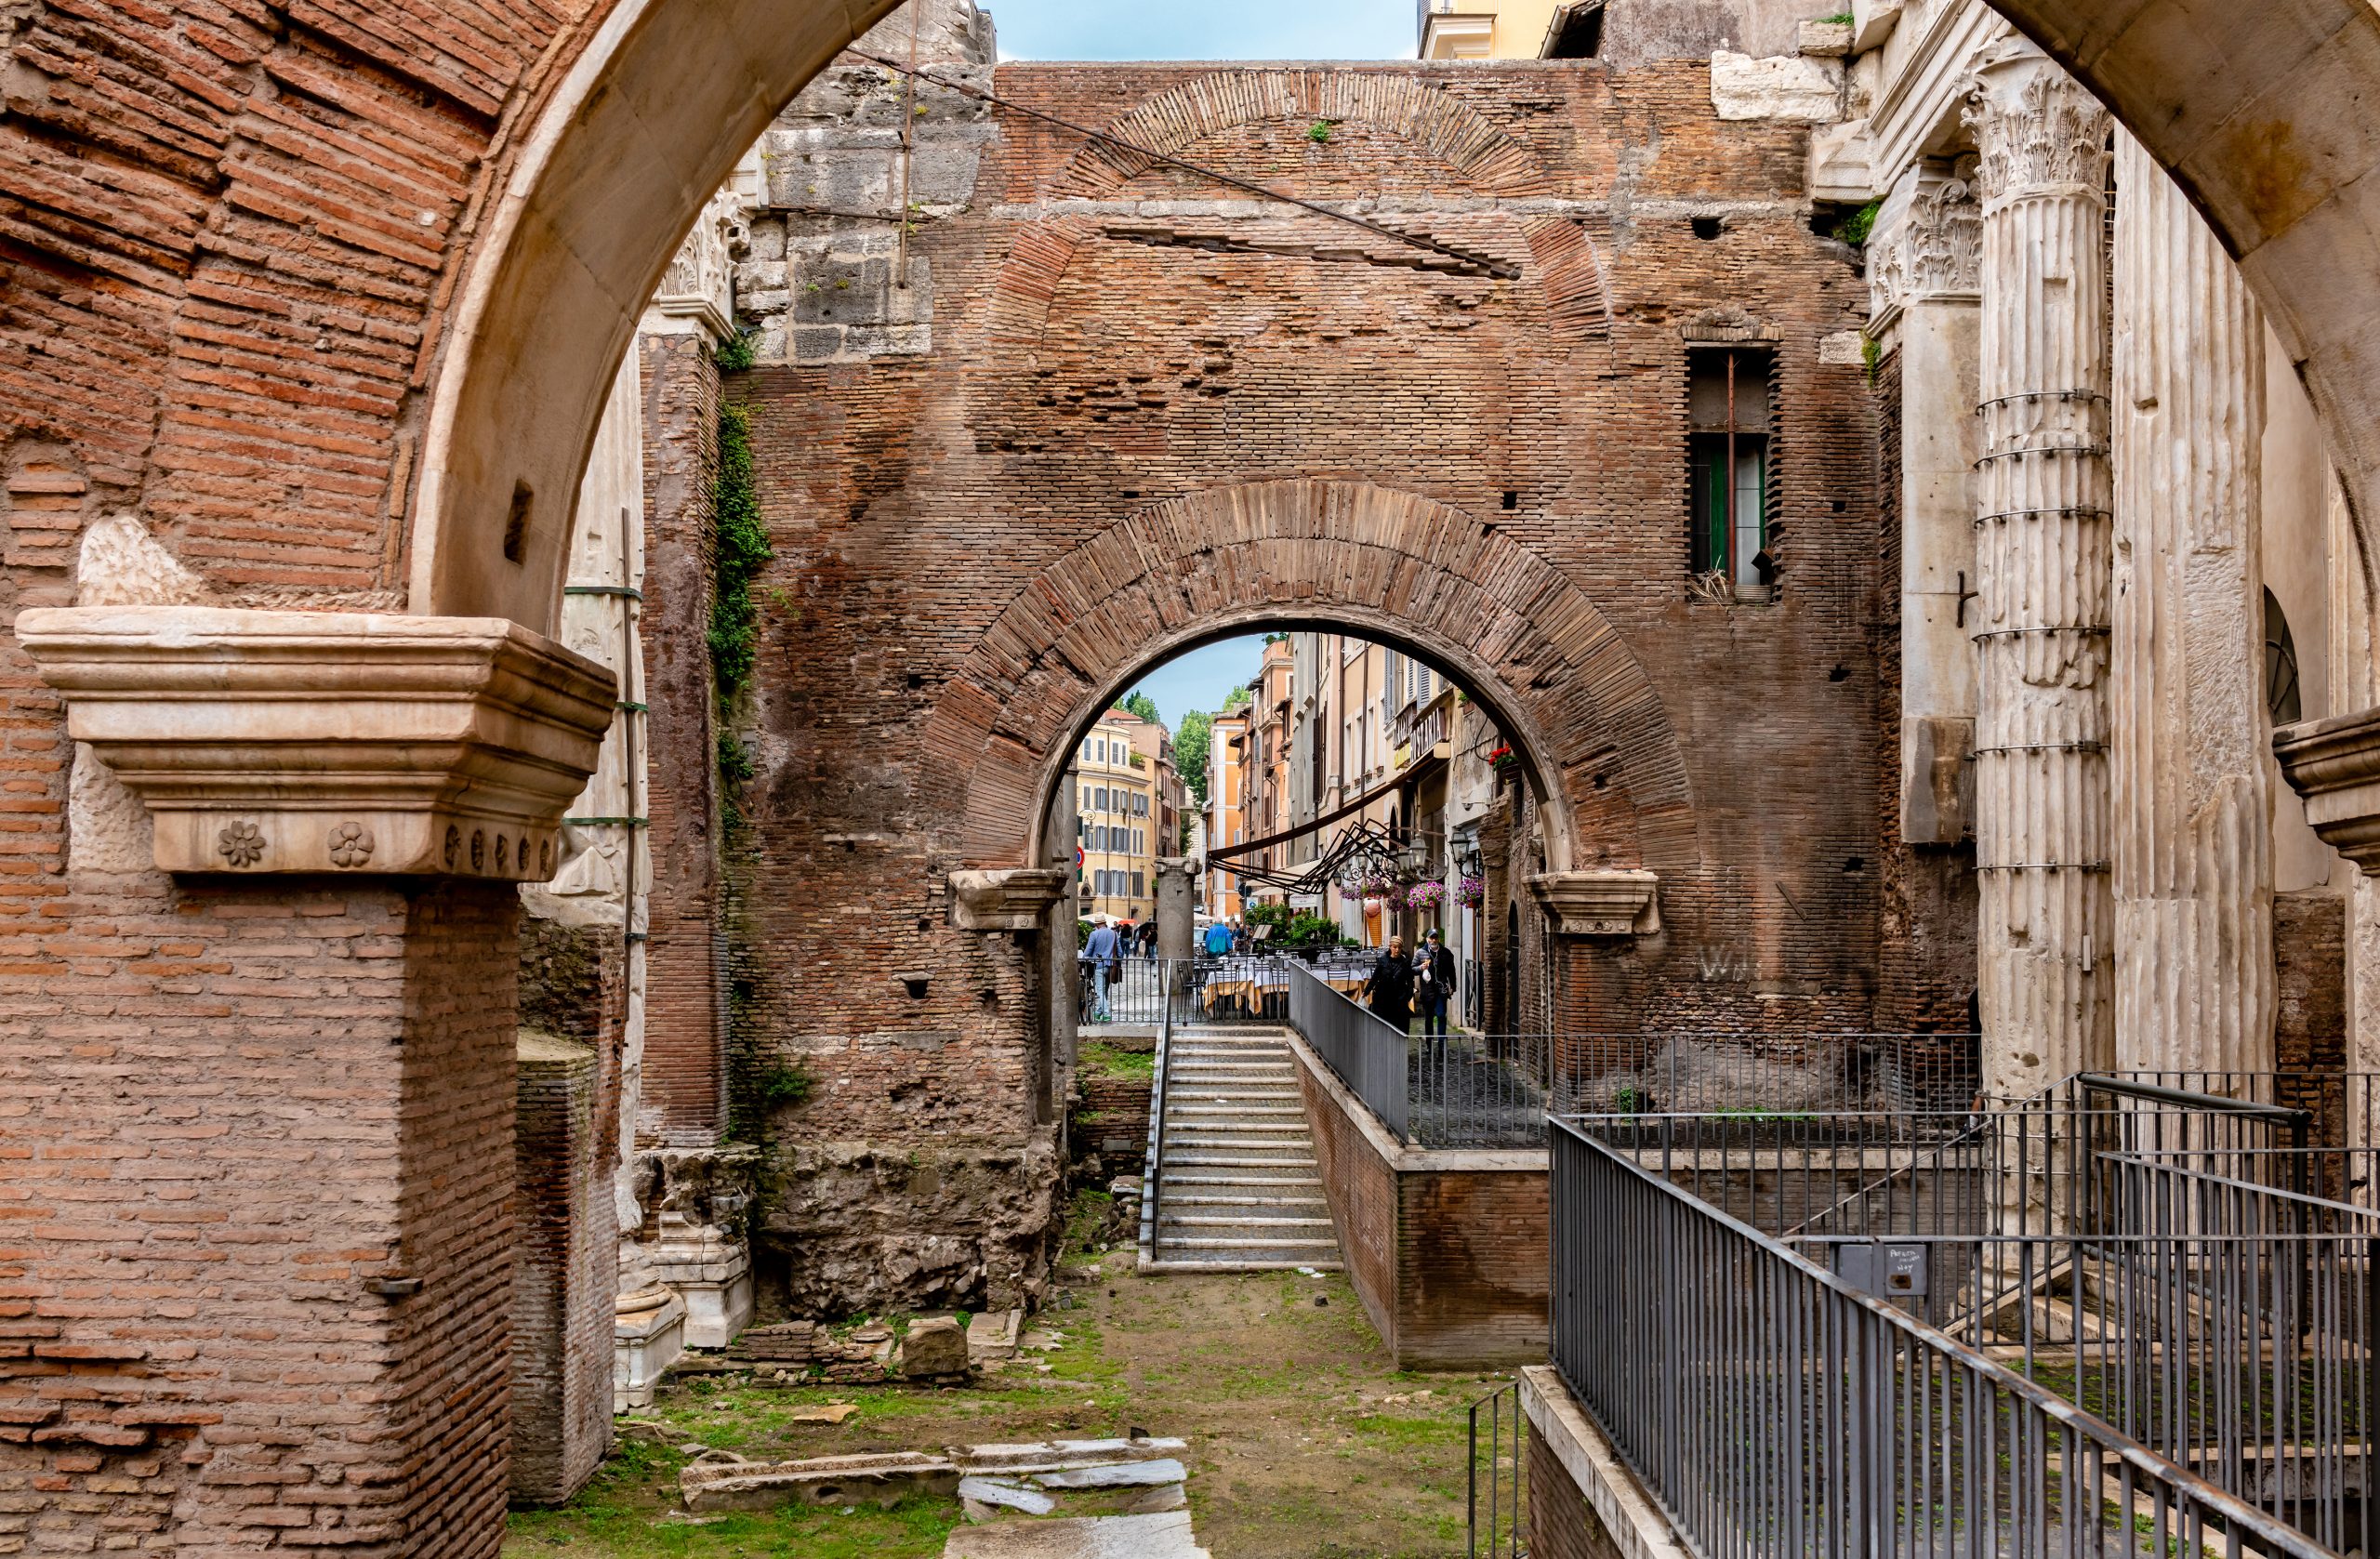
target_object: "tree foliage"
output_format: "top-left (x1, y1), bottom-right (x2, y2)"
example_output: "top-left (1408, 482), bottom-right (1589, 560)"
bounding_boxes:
top-left (1123, 691), bottom-right (1160, 724)
top-left (1222, 685), bottom-right (1251, 712)
top-left (1175, 708), bottom-right (1213, 805)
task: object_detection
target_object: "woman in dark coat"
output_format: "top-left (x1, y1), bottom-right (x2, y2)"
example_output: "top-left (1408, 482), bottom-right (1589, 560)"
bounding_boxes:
top-left (1364, 935), bottom-right (1414, 1035)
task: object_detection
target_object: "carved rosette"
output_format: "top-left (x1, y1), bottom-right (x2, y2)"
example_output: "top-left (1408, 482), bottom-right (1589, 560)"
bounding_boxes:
top-left (18, 607), bottom-right (615, 879)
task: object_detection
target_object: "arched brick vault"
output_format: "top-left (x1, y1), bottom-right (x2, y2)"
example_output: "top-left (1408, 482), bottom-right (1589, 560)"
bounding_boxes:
top-left (915, 479), bottom-right (1698, 879)
top-left (983, 66), bottom-right (1614, 355)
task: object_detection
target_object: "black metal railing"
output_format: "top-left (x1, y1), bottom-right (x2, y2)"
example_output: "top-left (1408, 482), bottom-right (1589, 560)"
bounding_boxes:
top-left (1468, 1380), bottom-right (1526, 1559)
top-left (1287, 962), bottom-right (1409, 1143)
top-left (1553, 1114), bottom-right (2343, 1559)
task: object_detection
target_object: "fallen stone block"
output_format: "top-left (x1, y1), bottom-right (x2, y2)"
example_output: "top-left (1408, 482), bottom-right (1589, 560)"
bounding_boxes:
top-left (899, 1315), bottom-right (971, 1379)
top-left (968, 1308), bottom-right (1023, 1363)
top-left (1033, 1459), bottom-right (1184, 1489)
top-left (958, 1475), bottom-right (1057, 1515)
top-left (955, 1438), bottom-right (1189, 1476)
top-left (681, 1450), bottom-right (961, 1513)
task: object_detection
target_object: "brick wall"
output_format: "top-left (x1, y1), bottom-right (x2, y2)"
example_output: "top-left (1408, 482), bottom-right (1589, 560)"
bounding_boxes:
top-left (641, 333), bottom-right (728, 1141)
top-left (1, 875), bottom-right (524, 1553)
top-left (679, 54), bottom-right (1887, 1314)
top-left (509, 1034), bottom-right (611, 1505)
top-left (1529, 1420), bottom-right (1625, 1559)
top-left (1293, 1040), bottom-right (1545, 1367)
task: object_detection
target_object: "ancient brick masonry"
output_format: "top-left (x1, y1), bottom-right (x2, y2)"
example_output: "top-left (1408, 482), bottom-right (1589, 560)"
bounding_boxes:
top-left (1, 879), bottom-right (522, 1552)
top-left (694, 47), bottom-right (1913, 1315)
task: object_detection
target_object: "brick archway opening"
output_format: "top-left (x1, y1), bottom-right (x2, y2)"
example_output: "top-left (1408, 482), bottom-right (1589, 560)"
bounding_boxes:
top-left (918, 479), bottom-right (1699, 882)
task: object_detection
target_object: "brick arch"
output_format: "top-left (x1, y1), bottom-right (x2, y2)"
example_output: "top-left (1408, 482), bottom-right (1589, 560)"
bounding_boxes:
top-left (982, 67), bottom-right (1614, 353)
top-left (1051, 68), bottom-right (1554, 199)
top-left (917, 479), bottom-right (1697, 878)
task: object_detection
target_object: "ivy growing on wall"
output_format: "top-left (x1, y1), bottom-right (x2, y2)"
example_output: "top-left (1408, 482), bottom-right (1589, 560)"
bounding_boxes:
top-left (708, 401), bottom-right (771, 700)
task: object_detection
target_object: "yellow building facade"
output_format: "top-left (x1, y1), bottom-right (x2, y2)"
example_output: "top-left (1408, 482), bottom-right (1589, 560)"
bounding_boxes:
top-left (1071, 710), bottom-right (1161, 925)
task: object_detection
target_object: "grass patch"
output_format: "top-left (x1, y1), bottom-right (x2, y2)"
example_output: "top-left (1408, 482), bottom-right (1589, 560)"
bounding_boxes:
top-left (1078, 1041), bottom-right (1155, 1080)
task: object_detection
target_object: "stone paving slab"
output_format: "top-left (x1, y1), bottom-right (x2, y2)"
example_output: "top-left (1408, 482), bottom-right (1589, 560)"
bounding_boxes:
top-left (943, 1510), bottom-right (1210, 1559)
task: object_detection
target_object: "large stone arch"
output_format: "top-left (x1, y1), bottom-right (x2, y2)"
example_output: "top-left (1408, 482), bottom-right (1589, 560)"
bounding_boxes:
top-left (391, 0), bottom-right (2380, 640)
top-left (916, 479), bottom-right (1697, 879)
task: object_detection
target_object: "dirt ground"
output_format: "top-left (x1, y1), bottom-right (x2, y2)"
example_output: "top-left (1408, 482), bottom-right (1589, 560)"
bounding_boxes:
top-left (506, 1201), bottom-right (1516, 1558)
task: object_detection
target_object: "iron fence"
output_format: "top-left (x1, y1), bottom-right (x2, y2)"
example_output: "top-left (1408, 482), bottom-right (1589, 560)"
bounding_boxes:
top-left (1553, 1114), bottom-right (2344, 1559)
top-left (1469, 1380), bottom-right (1527, 1559)
top-left (1287, 961), bottom-right (1409, 1143)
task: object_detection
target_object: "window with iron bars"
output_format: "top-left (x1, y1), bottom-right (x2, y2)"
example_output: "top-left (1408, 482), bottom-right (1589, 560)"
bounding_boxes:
top-left (1687, 347), bottom-right (1776, 596)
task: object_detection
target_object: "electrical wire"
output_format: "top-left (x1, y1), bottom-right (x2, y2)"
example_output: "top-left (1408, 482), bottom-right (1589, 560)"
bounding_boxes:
top-left (844, 49), bottom-right (1523, 281)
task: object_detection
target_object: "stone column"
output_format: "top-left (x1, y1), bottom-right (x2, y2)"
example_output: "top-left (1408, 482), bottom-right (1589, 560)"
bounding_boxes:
top-left (2109, 133), bottom-right (2276, 1079)
top-left (1156, 857), bottom-right (1197, 960)
top-left (1964, 41), bottom-right (2116, 1097)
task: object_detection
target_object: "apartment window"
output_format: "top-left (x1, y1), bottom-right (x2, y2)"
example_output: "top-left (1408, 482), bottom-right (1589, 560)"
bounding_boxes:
top-left (1132, 872), bottom-right (1145, 899)
top-left (1688, 347), bottom-right (1774, 589)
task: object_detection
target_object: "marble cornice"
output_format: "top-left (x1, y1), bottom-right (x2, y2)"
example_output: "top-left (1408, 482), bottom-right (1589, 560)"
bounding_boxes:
top-left (18, 606), bottom-right (614, 879)
top-left (1527, 869), bottom-right (1661, 939)
top-left (2274, 707), bottom-right (2380, 876)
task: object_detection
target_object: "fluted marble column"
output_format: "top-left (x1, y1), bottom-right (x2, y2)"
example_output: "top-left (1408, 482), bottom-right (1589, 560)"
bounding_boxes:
top-left (2109, 133), bottom-right (2275, 1080)
top-left (1965, 41), bottom-right (2115, 1097)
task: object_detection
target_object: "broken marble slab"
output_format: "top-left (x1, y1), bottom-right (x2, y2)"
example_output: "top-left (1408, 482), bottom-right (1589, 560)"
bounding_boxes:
top-left (1121, 1484), bottom-right (1186, 1514)
top-left (681, 1450), bottom-right (959, 1513)
top-left (1032, 1459), bottom-right (1184, 1490)
top-left (957, 1475), bottom-right (1057, 1516)
top-left (954, 1438), bottom-right (1187, 1476)
top-left (968, 1307), bottom-right (1024, 1363)
top-left (943, 1510), bottom-right (1210, 1559)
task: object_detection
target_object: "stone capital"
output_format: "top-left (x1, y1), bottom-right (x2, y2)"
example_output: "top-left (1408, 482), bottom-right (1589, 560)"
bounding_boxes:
top-left (1869, 158), bottom-right (1981, 333)
top-left (1527, 869), bottom-right (1660, 939)
top-left (2275, 708), bottom-right (2380, 876)
top-left (18, 606), bottom-right (614, 879)
top-left (947, 866), bottom-right (1072, 931)
top-left (1963, 40), bottom-right (2110, 207)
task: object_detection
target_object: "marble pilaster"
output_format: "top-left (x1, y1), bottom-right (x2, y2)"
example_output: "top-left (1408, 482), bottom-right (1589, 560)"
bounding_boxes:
top-left (2109, 133), bottom-right (2275, 1079)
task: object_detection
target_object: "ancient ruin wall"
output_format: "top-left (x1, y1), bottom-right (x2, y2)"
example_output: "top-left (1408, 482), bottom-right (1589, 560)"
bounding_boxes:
top-left (697, 54), bottom-right (1895, 1314)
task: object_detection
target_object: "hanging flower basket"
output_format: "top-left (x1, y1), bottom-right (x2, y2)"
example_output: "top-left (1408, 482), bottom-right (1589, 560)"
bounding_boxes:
top-left (1487, 743), bottom-right (1520, 777)
top-left (1406, 879), bottom-right (1446, 911)
top-left (1357, 870), bottom-right (1400, 898)
top-left (1458, 875), bottom-right (1486, 909)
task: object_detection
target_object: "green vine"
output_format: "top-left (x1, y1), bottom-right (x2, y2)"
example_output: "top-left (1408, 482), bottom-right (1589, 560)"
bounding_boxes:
top-left (1833, 199), bottom-right (1882, 248)
top-left (713, 326), bottom-right (758, 374)
top-left (708, 402), bottom-right (771, 702)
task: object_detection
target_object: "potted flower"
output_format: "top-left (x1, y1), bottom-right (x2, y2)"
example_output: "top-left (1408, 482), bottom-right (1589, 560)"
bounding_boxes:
top-left (1406, 879), bottom-right (1446, 912)
top-left (1458, 874), bottom-right (1485, 909)
top-left (1487, 742), bottom-right (1520, 777)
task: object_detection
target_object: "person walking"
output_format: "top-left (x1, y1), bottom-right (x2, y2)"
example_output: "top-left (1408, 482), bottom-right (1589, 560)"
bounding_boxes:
top-left (1364, 934), bottom-right (1414, 1036)
top-left (1081, 918), bottom-right (1122, 1023)
top-left (1138, 918), bottom-right (1159, 960)
top-left (1201, 918), bottom-right (1235, 958)
top-left (1415, 928), bottom-right (1457, 1064)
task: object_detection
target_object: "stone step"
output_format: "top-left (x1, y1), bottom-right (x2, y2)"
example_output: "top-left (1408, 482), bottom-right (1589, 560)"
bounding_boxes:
top-left (1159, 1172), bottom-right (1324, 1189)
top-left (1164, 1153), bottom-right (1319, 1170)
top-left (1157, 1191), bottom-right (1327, 1209)
top-left (1159, 1213), bottom-right (1335, 1230)
top-left (1167, 1104), bottom-right (1304, 1118)
top-left (1159, 1235), bottom-right (1343, 1253)
top-left (1164, 1119), bottom-right (1308, 1134)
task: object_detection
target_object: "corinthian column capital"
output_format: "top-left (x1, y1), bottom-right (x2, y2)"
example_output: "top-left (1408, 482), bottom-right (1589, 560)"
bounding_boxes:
top-left (1963, 38), bottom-right (2111, 206)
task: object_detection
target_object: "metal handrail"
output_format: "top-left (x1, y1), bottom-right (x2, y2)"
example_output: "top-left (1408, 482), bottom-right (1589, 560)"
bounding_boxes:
top-left (1552, 1114), bottom-right (2342, 1559)
top-left (1137, 958), bottom-right (1179, 1266)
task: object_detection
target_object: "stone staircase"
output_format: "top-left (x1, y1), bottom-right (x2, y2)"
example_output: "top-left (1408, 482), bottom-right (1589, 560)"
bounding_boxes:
top-left (1141, 1029), bottom-right (1342, 1271)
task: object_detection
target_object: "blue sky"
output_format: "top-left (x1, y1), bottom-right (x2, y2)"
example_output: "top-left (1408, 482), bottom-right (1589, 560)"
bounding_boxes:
top-left (991, 0), bottom-right (1415, 61)
top-left (1118, 634), bottom-right (1269, 732)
